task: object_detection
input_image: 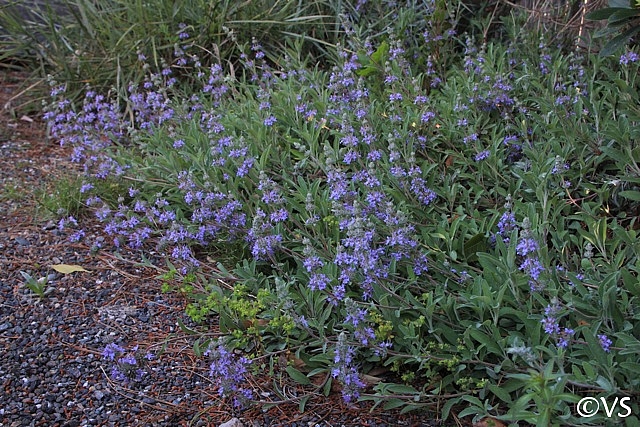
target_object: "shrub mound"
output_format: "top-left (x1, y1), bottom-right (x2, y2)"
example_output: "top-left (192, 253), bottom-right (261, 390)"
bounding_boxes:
top-left (44, 11), bottom-right (640, 425)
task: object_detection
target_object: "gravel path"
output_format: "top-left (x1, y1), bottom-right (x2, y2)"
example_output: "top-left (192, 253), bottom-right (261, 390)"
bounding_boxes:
top-left (0, 233), bottom-right (211, 426)
top-left (0, 71), bottom-right (446, 427)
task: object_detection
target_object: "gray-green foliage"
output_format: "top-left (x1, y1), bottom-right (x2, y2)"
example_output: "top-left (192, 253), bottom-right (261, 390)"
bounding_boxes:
top-left (45, 14), bottom-right (640, 423)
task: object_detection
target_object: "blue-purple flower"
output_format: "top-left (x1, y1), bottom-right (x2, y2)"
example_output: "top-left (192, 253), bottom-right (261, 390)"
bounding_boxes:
top-left (474, 150), bottom-right (490, 162)
top-left (620, 51), bottom-right (639, 65)
top-left (332, 332), bottom-right (366, 403)
top-left (598, 334), bottom-right (613, 353)
top-left (206, 341), bottom-right (253, 407)
top-left (263, 115), bottom-right (277, 126)
top-left (102, 343), bottom-right (152, 383)
top-left (540, 304), bottom-right (574, 348)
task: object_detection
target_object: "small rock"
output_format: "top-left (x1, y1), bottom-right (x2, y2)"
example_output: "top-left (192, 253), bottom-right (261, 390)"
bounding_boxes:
top-left (0, 322), bottom-right (12, 332)
top-left (220, 418), bottom-right (244, 427)
top-left (42, 401), bottom-right (54, 414)
top-left (68, 367), bottom-right (81, 378)
top-left (14, 237), bottom-right (30, 246)
top-left (43, 221), bottom-right (56, 230)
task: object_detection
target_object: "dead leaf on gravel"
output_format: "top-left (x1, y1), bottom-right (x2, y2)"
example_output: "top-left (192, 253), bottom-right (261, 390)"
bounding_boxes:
top-left (51, 264), bottom-right (90, 274)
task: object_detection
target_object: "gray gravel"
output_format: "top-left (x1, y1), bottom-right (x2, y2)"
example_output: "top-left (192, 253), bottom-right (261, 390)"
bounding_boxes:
top-left (0, 87), bottom-right (229, 426)
top-left (0, 220), bottom-right (218, 426)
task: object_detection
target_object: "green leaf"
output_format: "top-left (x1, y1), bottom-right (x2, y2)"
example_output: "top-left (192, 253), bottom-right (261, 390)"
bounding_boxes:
top-left (307, 367), bottom-right (328, 377)
top-left (600, 146), bottom-right (629, 164)
top-left (595, 375), bottom-right (615, 392)
top-left (298, 394), bottom-right (310, 412)
top-left (259, 144), bottom-right (273, 170)
top-left (476, 253), bottom-right (503, 275)
top-left (461, 395), bottom-right (484, 407)
top-left (356, 51), bottom-right (371, 69)
top-left (193, 337), bottom-right (211, 357)
top-left (382, 383), bottom-right (419, 394)
top-left (601, 25), bottom-right (640, 56)
top-left (457, 406), bottom-right (481, 418)
top-left (177, 318), bottom-right (198, 335)
top-left (488, 383), bottom-right (513, 404)
top-left (619, 362), bottom-right (640, 372)
top-left (286, 366), bottom-right (311, 385)
top-left (383, 398), bottom-right (408, 410)
top-left (621, 268), bottom-right (640, 296)
top-left (458, 395), bottom-right (487, 418)
top-left (617, 335), bottom-right (640, 355)
top-left (463, 233), bottom-right (488, 262)
top-left (619, 190), bottom-right (640, 201)
top-left (468, 328), bottom-right (503, 357)
top-left (370, 41), bottom-right (389, 64)
top-left (609, 8), bottom-right (640, 23)
top-left (309, 353), bottom-right (331, 364)
top-left (400, 403), bottom-right (426, 414)
top-left (356, 41), bottom-right (389, 76)
top-left (442, 397), bottom-right (460, 420)
top-left (582, 361), bottom-right (597, 379)
top-left (356, 65), bottom-right (380, 77)
top-left (610, 0), bottom-right (632, 8)
top-left (322, 376), bottom-right (332, 396)
top-left (595, 26), bottom-right (627, 41)
top-left (587, 7), bottom-right (627, 20)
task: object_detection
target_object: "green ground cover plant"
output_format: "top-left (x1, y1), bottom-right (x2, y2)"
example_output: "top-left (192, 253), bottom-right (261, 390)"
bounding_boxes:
top-left (12, 1), bottom-right (640, 425)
